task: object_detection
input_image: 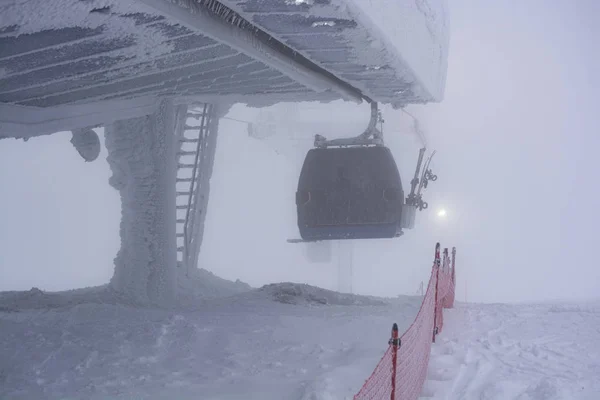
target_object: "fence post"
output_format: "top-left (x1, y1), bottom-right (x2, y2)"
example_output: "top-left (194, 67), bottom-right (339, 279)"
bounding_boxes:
top-left (390, 323), bottom-right (400, 400)
top-left (432, 243), bottom-right (441, 343)
top-left (443, 248), bottom-right (449, 271)
top-left (451, 247), bottom-right (456, 285)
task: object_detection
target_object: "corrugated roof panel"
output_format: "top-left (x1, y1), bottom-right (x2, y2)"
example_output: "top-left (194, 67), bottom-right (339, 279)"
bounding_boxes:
top-left (0, 0), bottom-right (448, 109)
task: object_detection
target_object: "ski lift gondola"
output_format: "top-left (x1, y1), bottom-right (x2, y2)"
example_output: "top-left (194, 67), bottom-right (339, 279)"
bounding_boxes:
top-left (290, 102), bottom-right (436, 243)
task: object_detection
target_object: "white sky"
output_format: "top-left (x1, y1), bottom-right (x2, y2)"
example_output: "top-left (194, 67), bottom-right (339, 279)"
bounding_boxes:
top-left (1, 1), bottom-right (598, 303)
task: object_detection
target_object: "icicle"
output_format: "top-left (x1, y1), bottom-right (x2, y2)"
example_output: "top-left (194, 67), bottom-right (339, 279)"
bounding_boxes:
top-left (196, 0), bottom-right (252, 31)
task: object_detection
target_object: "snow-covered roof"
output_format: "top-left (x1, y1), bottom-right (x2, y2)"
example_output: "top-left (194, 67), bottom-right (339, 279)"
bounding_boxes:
top-left (218, 0), bottom-right (450, 104)
top-left (0, 0), bottom-right (448, 109)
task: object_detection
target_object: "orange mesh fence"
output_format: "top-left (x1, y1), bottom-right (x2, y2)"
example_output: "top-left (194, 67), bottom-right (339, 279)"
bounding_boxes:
top-left (354, 243), bottom-right (456, 400)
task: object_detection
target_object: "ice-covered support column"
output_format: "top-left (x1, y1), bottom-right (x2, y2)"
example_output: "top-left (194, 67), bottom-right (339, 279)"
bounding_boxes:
top-left (104, 100), bottom-right (182, 305)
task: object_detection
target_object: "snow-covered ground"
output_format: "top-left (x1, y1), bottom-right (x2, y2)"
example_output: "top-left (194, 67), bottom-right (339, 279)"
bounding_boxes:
top-left (0, 281), bottom-right (422, 400)
top-left (425, 301), bottom-right (600, 400)
top-left (1, 279), bottom-right (599, 400)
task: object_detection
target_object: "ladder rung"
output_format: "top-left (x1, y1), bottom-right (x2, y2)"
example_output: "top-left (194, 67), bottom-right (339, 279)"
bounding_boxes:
top-left (176, 191), bottom-right (191, 196)
top-left (185, 124), bottom-right (204, 130)
top-left (178, 151), bottom-right (197, 156)
top-left (176, 219), bottom-right (185, 223)
top-left (178, 163), bottom-right (195, 168)
top-left (176, 233), bottom-right (185, 238)
top-left (176, 205), bottom-right (187, 209)
top-left (180, 138), bottom-right (199, 143)
top-left (187, 108), bottom-right (208, 115)
top-left (176, 178), bottom-right (193, 182)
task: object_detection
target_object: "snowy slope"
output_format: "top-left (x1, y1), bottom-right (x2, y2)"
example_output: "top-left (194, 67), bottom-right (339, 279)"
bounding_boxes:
top-left (425, 302), bottom-right (600, 400)
top-left (2, 281), bottom-right (598, 400)
top-left (0, 283), bottom-right (422, 400)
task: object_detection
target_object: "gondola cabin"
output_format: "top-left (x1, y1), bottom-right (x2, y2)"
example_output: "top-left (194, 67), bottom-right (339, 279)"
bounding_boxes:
top-left (296, 145), bottom-right (404, 241)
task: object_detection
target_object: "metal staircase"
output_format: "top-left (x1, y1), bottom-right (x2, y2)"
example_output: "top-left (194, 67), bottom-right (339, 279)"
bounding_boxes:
top-left (175, 103), bottom-right (219, 275)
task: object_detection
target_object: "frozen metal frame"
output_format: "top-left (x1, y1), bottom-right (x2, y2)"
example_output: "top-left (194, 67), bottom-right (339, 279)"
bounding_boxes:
top-left (313, 101), bottom-right (383, 148)
top-left (0, 97), bottom-right (161, 140)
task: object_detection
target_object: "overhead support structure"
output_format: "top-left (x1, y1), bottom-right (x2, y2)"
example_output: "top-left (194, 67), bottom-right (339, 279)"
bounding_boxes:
top-left (0, 97), bottom-right (161, 140)
top-left (139, 0), bottom-right (364, 104)
top-left (0, 0), bottom-right (448, 114)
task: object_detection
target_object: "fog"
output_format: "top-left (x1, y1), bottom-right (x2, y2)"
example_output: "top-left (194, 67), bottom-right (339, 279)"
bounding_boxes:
top-left (1, 1), bottom-right (598, 304)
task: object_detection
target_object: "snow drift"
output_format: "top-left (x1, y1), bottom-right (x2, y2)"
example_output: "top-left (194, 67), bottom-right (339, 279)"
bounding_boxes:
top-left (1, 271), bottom-right (599, 399)
top-left (0, 274), bottom-right (422, 400)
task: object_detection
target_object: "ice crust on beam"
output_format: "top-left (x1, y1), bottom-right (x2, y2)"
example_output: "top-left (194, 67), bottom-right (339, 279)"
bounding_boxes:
top-left (217, 0), bottom-right (450, 105)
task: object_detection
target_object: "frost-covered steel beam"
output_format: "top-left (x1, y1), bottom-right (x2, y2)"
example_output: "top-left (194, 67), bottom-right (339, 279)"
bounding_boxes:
top-left (173, 93), bottom-right (339, 108)
top-left (0, 96), bottom-right (160, 140)
top-left (138, 0), bottom-right (363, 104)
